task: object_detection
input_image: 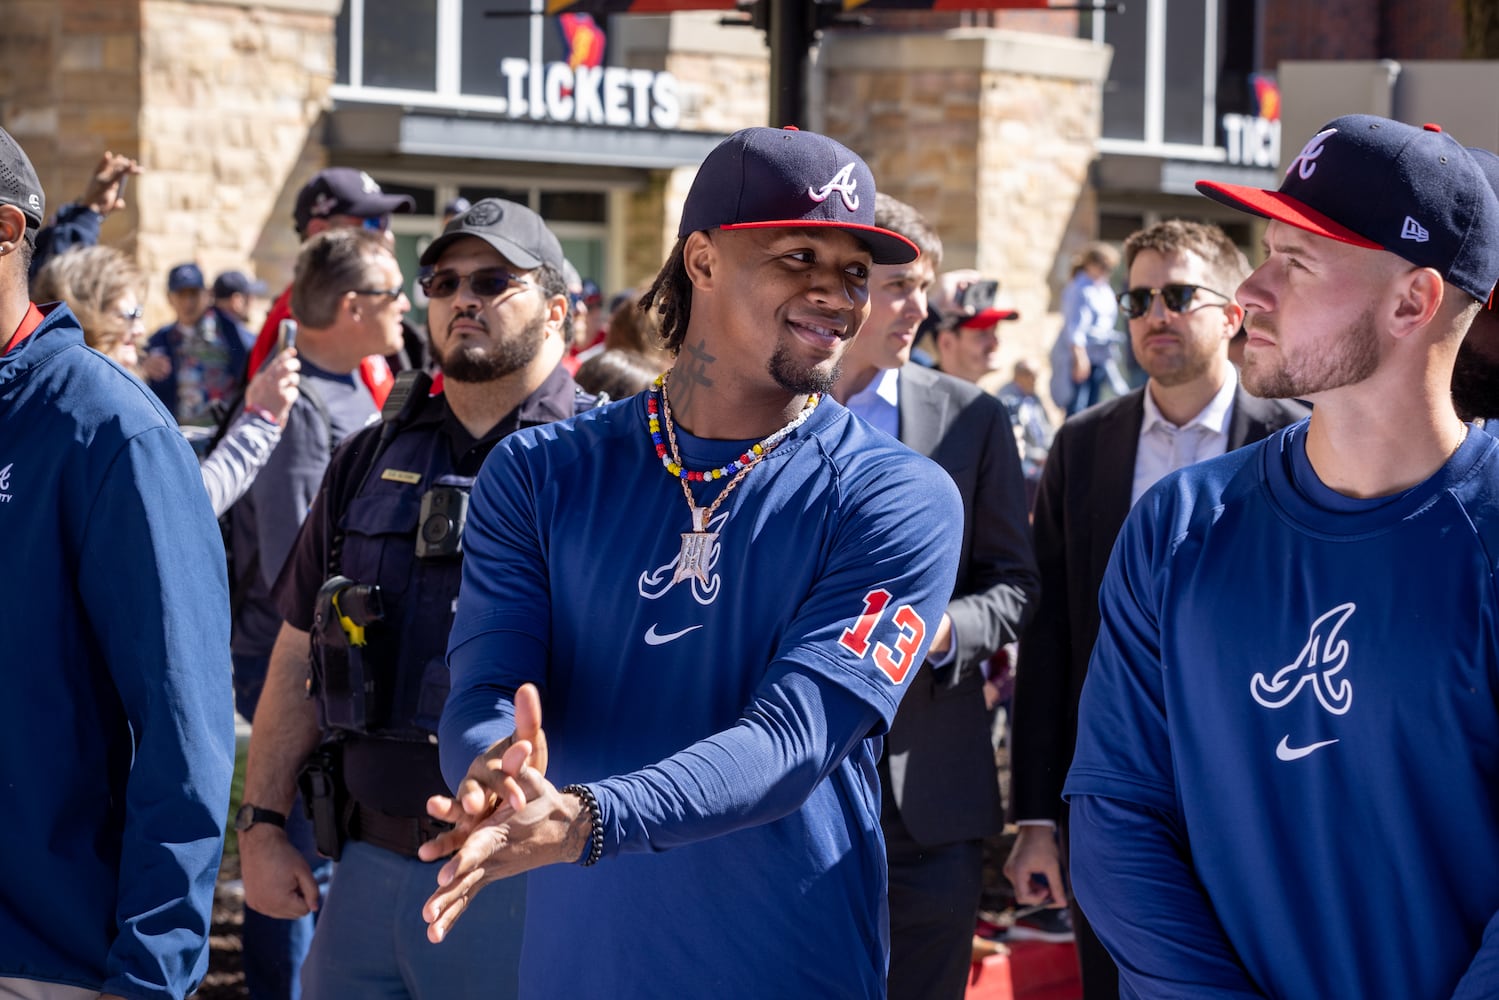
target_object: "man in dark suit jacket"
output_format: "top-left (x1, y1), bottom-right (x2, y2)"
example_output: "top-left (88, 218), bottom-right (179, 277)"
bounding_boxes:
top-left (1007, 220), bottom-right (1308, 999)
top-left (832, 195), bottom-right (1040, 1000)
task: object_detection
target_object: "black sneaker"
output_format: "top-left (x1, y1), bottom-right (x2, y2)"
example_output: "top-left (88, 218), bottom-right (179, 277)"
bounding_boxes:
top-left (1005, 906), bottom-right (1075, 943)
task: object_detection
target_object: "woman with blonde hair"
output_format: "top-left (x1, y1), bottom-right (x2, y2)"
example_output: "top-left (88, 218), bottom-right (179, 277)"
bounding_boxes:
top-left (32, 245), bottom-right (151, 369)
top-left (34, 245), bottom-right (301, 516)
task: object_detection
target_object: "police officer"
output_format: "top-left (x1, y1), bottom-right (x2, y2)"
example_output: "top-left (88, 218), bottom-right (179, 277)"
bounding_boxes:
top-left (238, 200), bottom-right (589, 997)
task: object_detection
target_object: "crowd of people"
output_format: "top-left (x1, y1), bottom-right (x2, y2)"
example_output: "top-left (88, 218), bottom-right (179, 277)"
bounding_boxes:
top-left (2, 105), bottom-right (1498, 1000)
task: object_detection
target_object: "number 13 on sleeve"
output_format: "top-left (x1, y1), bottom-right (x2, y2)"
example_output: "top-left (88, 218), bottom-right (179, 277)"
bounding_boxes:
top-left (838, 588), bottom-right (928, 684)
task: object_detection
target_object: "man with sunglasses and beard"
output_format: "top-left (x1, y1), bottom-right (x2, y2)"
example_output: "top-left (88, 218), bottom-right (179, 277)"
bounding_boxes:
top-left (1006, 219), bottom-right (1306, 999)
top-left (237, 200), bottom-right (591, 998)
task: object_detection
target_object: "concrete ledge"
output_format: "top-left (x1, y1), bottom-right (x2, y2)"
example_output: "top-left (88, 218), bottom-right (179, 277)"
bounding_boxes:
top-left (821, 28), bottom-right (1110, 84)
top-left (182, 0), bottom-right (342, 14)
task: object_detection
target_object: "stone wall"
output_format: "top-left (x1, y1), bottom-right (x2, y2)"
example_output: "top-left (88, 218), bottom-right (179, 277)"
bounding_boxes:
top-left (138, 0), bottom-right (339, 326)
top-left (820, 29), bottom-right (1111, 391)
top-left (612, 13), bottom-right (770, 289)
top-left (0, 0), bottom-right (338, 331)
top-left (0, 1), bottom-right (144, 255)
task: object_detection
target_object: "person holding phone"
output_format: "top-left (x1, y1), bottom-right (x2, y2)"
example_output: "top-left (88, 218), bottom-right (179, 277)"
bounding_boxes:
top-left (26, 148), bottom-right (141, 288)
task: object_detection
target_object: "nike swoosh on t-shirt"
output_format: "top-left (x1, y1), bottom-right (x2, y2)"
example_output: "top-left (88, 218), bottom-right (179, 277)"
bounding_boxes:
top-left (644, 623), bottom-right (704, 646)
top-left (1275, 735), bottom-right (1339, 761)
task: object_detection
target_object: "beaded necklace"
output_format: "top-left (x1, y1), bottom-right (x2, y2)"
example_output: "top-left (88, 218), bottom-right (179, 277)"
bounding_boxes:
top-left (648, 370), bottom-right (820, 586)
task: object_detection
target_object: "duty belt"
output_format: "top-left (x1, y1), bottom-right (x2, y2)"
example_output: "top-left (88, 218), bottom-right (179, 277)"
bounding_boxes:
top-left (352, 803), bottom-right (454, 859)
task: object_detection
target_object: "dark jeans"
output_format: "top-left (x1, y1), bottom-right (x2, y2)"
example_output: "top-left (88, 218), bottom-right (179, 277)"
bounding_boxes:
top-left (234, 651), bottom-right (334, 1000)
top-left (1066, 364), bottom-right (1114, 416)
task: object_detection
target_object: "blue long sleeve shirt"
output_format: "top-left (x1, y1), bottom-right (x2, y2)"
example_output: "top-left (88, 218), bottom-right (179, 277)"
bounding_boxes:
top-left (441, 394), bottom-right (963, 999)
top-left (0, 304), bottom-right (234, 1000)
top-left (1066, 421), bottom-right (1499, 1000)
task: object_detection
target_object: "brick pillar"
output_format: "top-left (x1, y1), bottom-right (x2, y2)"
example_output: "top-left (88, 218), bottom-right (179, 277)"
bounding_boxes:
top-left (819, 28), bottom-right (1111, 387)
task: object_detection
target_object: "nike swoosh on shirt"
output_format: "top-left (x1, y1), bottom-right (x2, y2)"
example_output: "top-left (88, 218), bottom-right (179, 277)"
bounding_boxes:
top-left (1275, 735), bottom-right (1339, 761)
top-left (644, 623), bottom-right (704, 646)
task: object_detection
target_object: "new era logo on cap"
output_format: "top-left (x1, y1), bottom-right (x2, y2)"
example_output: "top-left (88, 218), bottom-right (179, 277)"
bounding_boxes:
top-left (0, 126), bottom-right (45, 231)
top-left (678, 127), bottom-right (917, 265)
top-left (1197, 115), bottom-right (1499, 302)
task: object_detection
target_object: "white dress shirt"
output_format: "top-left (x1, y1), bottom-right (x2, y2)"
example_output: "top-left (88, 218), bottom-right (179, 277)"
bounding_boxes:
top-left (842, 365), bottom-right (956, 666)
top-left (1130, 366), bottom-right (1238, 507)
top-left (843, 366), bottom-right (901, 439)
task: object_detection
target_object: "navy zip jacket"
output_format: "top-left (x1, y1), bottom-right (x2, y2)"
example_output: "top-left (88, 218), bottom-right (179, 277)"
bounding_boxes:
top-left (0, 303), bottom-right (234, 999)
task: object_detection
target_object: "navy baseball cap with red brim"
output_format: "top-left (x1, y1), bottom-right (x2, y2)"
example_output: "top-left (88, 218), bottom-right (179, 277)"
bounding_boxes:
top-left (679, 127), bottom-right (918, 265)
top-left (1196, 115), bottom-right (1499, 302)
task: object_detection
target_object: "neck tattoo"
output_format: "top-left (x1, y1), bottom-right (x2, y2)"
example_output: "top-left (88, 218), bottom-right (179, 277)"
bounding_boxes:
top-left (647, 370), bottom-right (820, 587)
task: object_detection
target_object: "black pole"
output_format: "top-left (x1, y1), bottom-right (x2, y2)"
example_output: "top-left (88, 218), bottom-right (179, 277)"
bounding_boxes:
top-left (767, 0), bottom-right (814, 126)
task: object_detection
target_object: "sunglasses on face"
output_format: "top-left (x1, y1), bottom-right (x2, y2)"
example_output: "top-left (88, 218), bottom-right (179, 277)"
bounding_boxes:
top-left (419, 268), bottom-right (530, 300)
top-left (350, 286), bottom-right (405, 301)
top-left (360, 215), bottom-right (391, 232)
top-left (1118, 283), bottom-right (1230, 320)
top-left (118, 305), bottom-right (145, 322)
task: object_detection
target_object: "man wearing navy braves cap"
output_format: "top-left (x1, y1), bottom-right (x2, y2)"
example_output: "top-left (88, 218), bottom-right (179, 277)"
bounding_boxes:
top-left (420, 126), bottom-right (963, 997)
top-left (1066, 114), bottom-right (1499, 999)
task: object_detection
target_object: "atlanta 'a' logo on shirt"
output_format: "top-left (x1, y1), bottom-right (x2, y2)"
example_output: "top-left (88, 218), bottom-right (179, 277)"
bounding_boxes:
top-left (1250, 602), bottom-right (1356, 715)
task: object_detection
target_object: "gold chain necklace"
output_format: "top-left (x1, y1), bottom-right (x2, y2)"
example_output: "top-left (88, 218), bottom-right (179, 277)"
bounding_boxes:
top-left (647, 370), bottom-right (819, 587)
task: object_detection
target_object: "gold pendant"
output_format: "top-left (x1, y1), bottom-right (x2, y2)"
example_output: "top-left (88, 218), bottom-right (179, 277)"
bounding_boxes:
top-left (671, 504), bottom-right (718, 587)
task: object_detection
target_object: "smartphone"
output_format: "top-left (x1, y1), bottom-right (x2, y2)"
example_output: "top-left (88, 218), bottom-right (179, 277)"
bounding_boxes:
top-left (957, 279), bottom-right (1000, 316)
top-left (115, 171), bottom-right (129, 207)
top-left (275, 318), bottom-right (297, 355)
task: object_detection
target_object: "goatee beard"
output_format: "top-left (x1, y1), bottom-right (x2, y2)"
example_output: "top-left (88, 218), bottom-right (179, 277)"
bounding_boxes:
top-left (768, 342), bottom-right (841, 395)
top-left (440, 309), bottom-right (546, 382)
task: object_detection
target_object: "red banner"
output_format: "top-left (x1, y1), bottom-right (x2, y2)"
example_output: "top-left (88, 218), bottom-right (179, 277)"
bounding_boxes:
top-left (547, 0), bottom-right (1052, 12)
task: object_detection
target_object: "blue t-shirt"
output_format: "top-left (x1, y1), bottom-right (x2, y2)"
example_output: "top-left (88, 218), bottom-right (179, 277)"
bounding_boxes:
top-left (1065, 419), bottom-right (1499, 999)
top-left (442, 392), bottom-right (963, 999)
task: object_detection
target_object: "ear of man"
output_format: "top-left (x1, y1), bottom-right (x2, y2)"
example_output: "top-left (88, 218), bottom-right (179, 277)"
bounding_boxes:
top-left (0, 204), bottom-right (26, 254)
top-left (542, 288), bottom-right (570, 334)
top-left (1387, 266), bottom-right (1446, 342)
top-left (683, 230), bottom-right (717, 291)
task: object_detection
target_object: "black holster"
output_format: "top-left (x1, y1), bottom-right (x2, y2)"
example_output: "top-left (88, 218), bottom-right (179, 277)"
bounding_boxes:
top-left (297, 742), bottom-right (354, 861)
top-left (310, 575), bottom-right (388, 734)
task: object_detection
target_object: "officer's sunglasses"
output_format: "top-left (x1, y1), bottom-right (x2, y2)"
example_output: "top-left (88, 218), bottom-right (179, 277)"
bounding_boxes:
top-left (1118, 283), bottom-right (1231, 320)
top-left (420, 268), bottom-right (531, 300)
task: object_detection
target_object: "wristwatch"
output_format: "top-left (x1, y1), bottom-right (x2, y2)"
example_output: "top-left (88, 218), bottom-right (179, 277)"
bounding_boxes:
top-left (234, 803), bottom-right (288, 833)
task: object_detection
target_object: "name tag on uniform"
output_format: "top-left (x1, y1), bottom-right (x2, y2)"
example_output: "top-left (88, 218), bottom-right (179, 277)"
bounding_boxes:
top-left (380, 469), bottom-right (422, 484)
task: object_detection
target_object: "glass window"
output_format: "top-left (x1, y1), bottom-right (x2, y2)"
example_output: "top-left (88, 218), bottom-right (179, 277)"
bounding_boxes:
top-left (336, 4), bottom-right (351, 86)
top-left (561, 237), bottom-right (605, 291)
top-left (458, 185), bottom-right (533, 206)
top-left (363, 0), bottom-right (438, 91)
top-left (1163, 1), bottom-right (1208, 144)
top-left (539, 191), bottom-right (607, 224)
top-left (461, 0), bottom-right (532, 97)
top-left (1095, 4), bottom-right (1147, 141)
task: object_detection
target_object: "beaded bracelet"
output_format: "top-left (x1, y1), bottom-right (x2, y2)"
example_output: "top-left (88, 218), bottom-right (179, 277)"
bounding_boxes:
top-left (561, 783), bottom-right (603, 867)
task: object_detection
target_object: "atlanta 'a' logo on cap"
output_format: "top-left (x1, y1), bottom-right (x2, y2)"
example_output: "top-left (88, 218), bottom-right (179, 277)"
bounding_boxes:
top-left (808, 163), bottom-right (860, 212)
top-left (1287, 128), bottom-right (1336, 182)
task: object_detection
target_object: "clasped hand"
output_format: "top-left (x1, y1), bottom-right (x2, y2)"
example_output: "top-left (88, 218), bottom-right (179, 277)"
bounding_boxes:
top-left (419, 683), bottom-right (587, 943)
